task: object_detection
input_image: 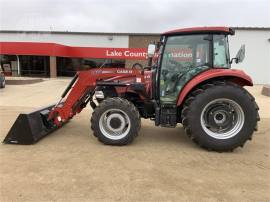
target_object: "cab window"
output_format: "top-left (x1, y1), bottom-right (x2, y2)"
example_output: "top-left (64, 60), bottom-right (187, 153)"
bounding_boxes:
top-left (159, 34), bottom-right (210, 103)
top-left (213, 35), bottom-right (230, 68)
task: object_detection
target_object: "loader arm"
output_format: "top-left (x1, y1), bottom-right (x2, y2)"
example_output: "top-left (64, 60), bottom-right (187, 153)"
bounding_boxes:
top-left (49, 69), bottom-right (143, 126)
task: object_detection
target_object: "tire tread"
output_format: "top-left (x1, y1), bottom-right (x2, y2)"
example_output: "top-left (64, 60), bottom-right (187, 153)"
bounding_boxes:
top-left (91, 97), bottom-right (141, 145)
top-left (181, 80), bottom-right (259, 152)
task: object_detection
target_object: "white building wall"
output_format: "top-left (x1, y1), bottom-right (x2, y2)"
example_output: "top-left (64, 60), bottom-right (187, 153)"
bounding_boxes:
top-left (229, 29), bottom-right (270, 84)
top-left (0, 32), bottom-right (129, 48)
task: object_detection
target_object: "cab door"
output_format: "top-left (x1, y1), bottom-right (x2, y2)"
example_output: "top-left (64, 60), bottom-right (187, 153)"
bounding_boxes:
top-left (159, 34), bottom-right (211, 104)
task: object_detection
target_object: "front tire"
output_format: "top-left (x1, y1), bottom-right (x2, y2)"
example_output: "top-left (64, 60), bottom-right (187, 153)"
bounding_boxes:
top-left (181, 82), bottom-right (259, 152)
top-left (91, 97), bottom-right (141, 145)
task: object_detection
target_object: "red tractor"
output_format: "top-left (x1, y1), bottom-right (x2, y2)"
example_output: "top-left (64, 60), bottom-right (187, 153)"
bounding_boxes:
top-left (4, 27), bottom-right (259, 152)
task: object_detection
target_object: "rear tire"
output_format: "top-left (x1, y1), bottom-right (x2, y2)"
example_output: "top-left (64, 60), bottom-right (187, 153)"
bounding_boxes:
top-left (181, 81), bottom-right (259, 152)
top-left (91, 97), bottom-right (141, 145)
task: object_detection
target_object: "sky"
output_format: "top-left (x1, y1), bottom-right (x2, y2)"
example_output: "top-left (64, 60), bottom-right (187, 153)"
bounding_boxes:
top-left (0, 0), bottom-right (269, 33)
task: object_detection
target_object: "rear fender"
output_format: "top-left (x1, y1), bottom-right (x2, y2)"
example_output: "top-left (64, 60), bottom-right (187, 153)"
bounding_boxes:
top-left (176, 69), bottom-right (253, 106)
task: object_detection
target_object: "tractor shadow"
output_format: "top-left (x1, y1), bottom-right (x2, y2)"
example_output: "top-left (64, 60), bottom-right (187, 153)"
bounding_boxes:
top-left (136, 122), bottom-right (196, 148)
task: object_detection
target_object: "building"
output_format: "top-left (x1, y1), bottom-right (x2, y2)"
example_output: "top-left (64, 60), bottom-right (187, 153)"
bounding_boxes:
top-left (0, 31), bottom-right (159, 78)
top-left (0, 27), bottom-right (269, 84)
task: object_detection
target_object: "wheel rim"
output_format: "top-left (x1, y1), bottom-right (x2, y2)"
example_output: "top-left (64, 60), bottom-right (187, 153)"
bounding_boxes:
top-left (99, 109), bottom-right (131, 140)
top-left (200, 98), bottom-right (245, 139)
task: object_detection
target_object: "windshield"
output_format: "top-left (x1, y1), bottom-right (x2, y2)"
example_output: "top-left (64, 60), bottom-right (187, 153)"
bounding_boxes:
top-left (161, 34), bottom-right (210, 70)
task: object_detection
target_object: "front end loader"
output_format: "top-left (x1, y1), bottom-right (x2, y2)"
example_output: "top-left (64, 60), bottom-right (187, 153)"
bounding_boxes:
top-left (3, 69), bottom-right (144, 144)
top-left (3, 27), bottom-right (260, 152)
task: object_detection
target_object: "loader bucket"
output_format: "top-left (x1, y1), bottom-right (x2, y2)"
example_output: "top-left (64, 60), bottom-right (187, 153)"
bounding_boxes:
top-left (3, 104), bottom-right (60, 145)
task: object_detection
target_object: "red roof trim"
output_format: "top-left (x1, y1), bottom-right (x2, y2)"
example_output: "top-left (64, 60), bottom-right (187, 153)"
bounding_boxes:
top-left (0, 42), bottom-right (148, 60)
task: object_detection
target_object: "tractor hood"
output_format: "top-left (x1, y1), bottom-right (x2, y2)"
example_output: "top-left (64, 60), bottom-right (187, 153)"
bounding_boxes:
top-left (89, 68), bottom-right (143, 85)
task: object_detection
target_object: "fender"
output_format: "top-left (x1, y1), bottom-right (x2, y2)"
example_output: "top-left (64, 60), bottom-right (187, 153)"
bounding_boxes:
top-left (176, 68), bottom-right (253, 106)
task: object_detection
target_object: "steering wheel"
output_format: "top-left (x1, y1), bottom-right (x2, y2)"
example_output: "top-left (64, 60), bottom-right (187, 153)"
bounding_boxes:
top-left (132, 63), bottom-right (143, 70)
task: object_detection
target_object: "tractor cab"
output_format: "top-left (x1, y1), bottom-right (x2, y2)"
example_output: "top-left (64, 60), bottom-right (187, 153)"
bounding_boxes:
top-left (146, 27), bottom-right (246, 127)
top-left (147, 27), bottom-right (245, 103)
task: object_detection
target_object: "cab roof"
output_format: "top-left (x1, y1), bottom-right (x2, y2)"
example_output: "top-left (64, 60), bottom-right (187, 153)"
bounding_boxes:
top-left (163, 27), bottom-right (235, 36)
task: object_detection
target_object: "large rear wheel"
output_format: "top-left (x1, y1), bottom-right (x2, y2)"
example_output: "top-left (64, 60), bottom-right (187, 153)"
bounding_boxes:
top-left (91, 97), bottom-right (141, 145)
top-left (181, 82), bottom-right (259, 152)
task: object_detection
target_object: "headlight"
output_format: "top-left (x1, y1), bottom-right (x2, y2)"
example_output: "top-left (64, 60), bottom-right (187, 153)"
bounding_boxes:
top-left (95, 91), bottom-right (104, 99)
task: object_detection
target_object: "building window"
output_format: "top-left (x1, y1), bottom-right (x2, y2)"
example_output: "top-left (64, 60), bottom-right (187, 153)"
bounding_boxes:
top-left (57, 57), bottom-right (125, 77)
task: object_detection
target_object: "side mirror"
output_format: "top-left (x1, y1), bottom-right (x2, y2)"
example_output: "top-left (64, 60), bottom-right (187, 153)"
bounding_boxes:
top-left (147, 44), bottom-right (156, 57)
top-left (231, 45), bottom-right (245, 64)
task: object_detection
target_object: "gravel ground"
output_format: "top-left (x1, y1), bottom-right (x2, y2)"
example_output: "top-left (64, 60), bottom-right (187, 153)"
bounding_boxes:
top-left (0, 79), bottom-right (269, 202)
